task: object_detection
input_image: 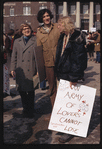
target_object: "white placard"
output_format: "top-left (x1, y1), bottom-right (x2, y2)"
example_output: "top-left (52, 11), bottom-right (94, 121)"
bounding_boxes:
top-left (3, 64), bottom-right (10, 95)
top-left (48, 79), bottom-right (96, 138)
top-left (90, 27), bottom-right (96, 33)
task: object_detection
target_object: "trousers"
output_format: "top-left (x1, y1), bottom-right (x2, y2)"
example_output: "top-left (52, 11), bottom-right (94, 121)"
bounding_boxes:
top-left (45, 66), bottom-right (57, 107)
top-left (96, 51), bottom-right (100, 63)
top-left (19, 90), bottom-right (35, 114)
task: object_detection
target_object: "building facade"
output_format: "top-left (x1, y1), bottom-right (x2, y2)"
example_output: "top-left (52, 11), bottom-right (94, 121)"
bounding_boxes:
top-left (3, 1), bottom-right (101, 33)
top-left (55, 2), bottom-right (101, 32)
top-left (3, 1), bottom-right (52, 33)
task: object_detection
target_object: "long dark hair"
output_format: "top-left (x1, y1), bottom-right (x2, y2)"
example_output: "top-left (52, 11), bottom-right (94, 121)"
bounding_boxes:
top-left (37, 9), bottom-right (53, 23)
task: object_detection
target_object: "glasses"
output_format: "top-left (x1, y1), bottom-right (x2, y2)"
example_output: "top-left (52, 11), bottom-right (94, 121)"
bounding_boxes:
top-left (23, 27), bottom-right (30, 31)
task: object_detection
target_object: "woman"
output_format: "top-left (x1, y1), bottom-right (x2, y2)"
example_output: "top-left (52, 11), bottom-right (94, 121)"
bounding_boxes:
top-left (36, 9), bottom-right (60, 119)
top-left (11, 23), bottom-right (37, 118)
top-left (55, 16), bottom-right (87, 143)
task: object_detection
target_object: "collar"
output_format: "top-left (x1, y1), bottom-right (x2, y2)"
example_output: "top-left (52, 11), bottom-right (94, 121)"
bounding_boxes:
top-left (39, 22), bottom-right (54, 34)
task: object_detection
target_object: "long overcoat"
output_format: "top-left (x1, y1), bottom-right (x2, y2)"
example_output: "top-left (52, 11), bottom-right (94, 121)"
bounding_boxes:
top-left (10, 35), bottom-right (37, 91)
top-left (36, 23), bottom-right (60, 67)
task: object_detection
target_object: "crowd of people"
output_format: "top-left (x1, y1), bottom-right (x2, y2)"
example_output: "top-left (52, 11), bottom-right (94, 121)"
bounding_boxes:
top-left (86, 30), bottom-right (101, 63)
top-left (2, 9), bottom-right (101, 143)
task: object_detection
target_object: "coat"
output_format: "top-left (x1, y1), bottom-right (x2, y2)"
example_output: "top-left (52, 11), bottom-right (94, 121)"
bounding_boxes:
top-left (94, 33), bottom-right (100, 52)
top-left (55, 30), bottom-right (87, 82)
top-left (36, 23), bottom-right (60, 67)
top-left (10, 35), bottom-right (37, 91)
top-left (5, 36), bottom-right (11, 53)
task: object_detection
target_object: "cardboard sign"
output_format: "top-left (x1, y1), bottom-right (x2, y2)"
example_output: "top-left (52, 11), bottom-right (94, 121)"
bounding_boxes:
top-left (34, 46), bottom-right (46, 83)
top-left (48, 79), bottom-right (96, 138)
top-left (3, 64), bottom-right (10, 95)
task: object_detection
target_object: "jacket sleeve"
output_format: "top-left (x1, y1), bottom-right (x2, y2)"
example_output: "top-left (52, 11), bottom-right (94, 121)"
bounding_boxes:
top-left (94, 34), bottom-right (100, 43)
top-left (10, 40), bottom-right (17, 71)
top-left (36, 31), bottom-right (42, 46)
top-left (68, 42), bottom-right (87, 82)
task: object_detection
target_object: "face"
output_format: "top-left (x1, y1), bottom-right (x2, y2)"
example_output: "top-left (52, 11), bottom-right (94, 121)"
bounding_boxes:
top-left (89, 33), bottom-right (92, 38)
top-left (22, 26), bottom-right (31, 37)
top-left (57, 21), bottom-right (65, 33)
top-left (42, 12), bottom-right (51, 25)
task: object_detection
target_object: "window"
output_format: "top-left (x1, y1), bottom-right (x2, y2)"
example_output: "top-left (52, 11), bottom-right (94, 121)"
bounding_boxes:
top-left (83, 5), bottom-right (88, 14)
top-left (95, 21), bottom-right (101, 30)
top-left (95, 5), bottom-right (100, 14)
top-left (3, 9), bottom-right (5, 15)
top-left (3, 23), bottom-right (5, 33)
top-left (23, 6), bottom-right (31, 15)
top-left (10, 8), bottom-right (14, 16)
top-left (10, 22), bottom-right (14, 29)
top-left (39, 5), bottom-right (47, 10)
top-left (23, 2), bottom-right (31, 4)
top-left (58, 5), bottom-right (63, 15)
top-left (70, 5), bottom-right (76, 15)
top-left (39, 1), bottom-right (47, 3)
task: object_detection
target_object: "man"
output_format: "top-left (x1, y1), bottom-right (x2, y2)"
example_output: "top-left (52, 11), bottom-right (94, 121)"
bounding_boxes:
top-left (36, 9), bottom-right (60, 120)
top-left (10, 23), bottom-right (37, 118)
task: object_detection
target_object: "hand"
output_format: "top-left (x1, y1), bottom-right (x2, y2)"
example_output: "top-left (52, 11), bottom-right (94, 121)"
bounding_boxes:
top-left (11, 71), bottom-right (15, 77)
top-left (70, 82), bottom-right (77, 89)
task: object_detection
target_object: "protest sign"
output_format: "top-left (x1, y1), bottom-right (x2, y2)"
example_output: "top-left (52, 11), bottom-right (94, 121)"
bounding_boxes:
top-left (48, 79), bottom-right (96, 138)
top-left (34, 46), bottom-right (46, 83)
top-left (90, 27), bottom-right (96, 33)
top-left (3, 64), bottom-right (10, 95)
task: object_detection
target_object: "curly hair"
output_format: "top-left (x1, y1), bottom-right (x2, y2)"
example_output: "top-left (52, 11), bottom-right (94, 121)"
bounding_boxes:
top-left (37, 9), bottom-right (53, 23)
top-left (58, 16), bottom-right (75, 34)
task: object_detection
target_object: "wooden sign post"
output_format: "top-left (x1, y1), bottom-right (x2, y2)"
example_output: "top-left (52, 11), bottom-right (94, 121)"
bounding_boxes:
top-left (48, 79), bottom-right (96, 138)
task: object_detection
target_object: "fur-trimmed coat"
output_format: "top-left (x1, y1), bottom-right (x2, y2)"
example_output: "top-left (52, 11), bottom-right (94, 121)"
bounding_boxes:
top-left (55, 30), bottom-right (87, 82)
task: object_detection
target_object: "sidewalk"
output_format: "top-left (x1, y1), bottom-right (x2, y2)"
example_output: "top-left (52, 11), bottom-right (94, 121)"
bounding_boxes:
top-left (3, 59), bottom-right (100, 144)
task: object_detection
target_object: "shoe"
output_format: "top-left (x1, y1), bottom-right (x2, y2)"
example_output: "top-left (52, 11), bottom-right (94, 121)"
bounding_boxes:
top-left (10, 92), bottom-right (16, 96)
top-left (22, 110), bottom-right (34, 118)
top-left (41, 88), bottom-right (46, 90)
top-left (58, 134), bottom-right (73, 143)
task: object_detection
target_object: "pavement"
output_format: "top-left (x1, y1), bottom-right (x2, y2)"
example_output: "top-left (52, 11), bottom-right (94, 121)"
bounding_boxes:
top-left (3, 54), bottom-right (101, 145)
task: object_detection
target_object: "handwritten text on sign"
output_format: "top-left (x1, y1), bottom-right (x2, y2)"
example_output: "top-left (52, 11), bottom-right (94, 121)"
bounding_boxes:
top-left (48, 79), bottom-right (96, 138)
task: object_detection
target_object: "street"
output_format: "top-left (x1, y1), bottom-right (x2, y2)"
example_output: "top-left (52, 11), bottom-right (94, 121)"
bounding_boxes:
top-left (3, 55), bottom-right (100, 144)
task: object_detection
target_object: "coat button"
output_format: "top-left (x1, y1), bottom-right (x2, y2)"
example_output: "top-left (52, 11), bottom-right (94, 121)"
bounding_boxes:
top-left (28, 69), bottom-right (29, 71)
top-left (28, 60), bottom-right (30, 62)
top-left (22, 60), bottom-right (24, 62)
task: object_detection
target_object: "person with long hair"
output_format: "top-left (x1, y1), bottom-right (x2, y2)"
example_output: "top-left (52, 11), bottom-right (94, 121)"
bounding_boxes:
top-left (55, 16), bottom-right (87, 143)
